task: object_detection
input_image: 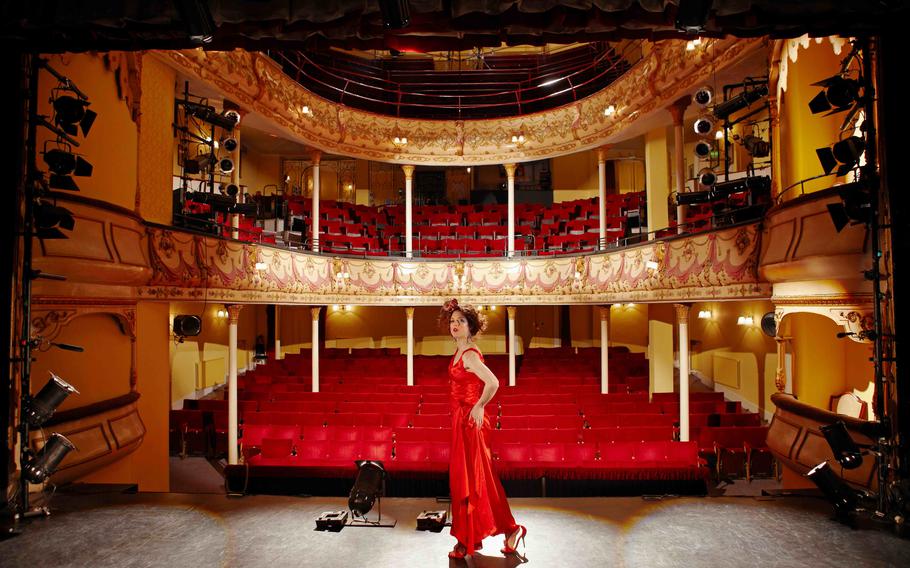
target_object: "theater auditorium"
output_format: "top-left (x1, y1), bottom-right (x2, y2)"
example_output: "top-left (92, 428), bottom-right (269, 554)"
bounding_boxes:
top-left (1, 1), bottom-right (908, 566)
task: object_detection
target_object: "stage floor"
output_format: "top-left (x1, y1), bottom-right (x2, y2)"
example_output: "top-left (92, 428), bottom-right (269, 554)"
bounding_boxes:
top-left (2, 489), bottom-right (908, 567)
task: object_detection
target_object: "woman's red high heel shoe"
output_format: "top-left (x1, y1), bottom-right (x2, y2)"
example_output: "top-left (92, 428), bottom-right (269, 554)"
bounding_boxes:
top-left (501, 525), bottom-right (527, 554)
top-left (448, 543), bottom-right (467, 559)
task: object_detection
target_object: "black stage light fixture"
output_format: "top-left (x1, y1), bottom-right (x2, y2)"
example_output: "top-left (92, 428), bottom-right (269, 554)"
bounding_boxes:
top-left (23, 433), bottom-right (77, 484)
top-left (379, 0), bottom-right (410, 30)
top-left (693, 115), bottom-right (715, 137)
top-left (809, 75), bottom-right (862, 116)
top-left (697, 167), bottom-right (717, 189)
top-left (675, 0), bottom-right (712, 34)
top-left (349, 460), bottom-right (386, 518)
top-left (738, 134), bottom-right (770, 158)
top-left (184, 103), bottom-right (238, 131)
top-left (43, 144), bottom-right (93, 191)
top-left (710, 175), bottom-right (771, 199)
top-left (173, 315), bottom-right (202, 337)
top-left (187, 152), bottom-right (216, 174)
top-left (694, 141), bottom-right (714, 160)
top-left (760, 312), bottom-right (777, 338)
top-left (53, 94), bottom-right (97, 137)
top-left (416, 510), bottom-right (448, 532)
top-left (713, 84), bottom-right (769, 121)
top-left (694, 86), bottom-right (714, 107)
top-left (315, 510), bottom-right (349, 531)
top-left (816, 136), bottom-right (865, 177)
top-left (820, 421), bottom-right (864, 470)
top-left (231, 203), bottom-right (259, 216)
top-left (33, 200), bottom-right (76, 240)
top-left (222, 183), bottom-right (239, 198)
top-left (221, 137), bottom-right (238, 152)
top-left (219, 157), bottom-right (234, 174)
top-left (174, 0), bottom-right (216, 44)
top-left (807, 460), bottom-right (861, 521)
top-left (676, 189), bottom-right (713, 205)
top-left (826, 181), bottom-right (872, 233)
top-left (23, 372), bottom-right (79, 427)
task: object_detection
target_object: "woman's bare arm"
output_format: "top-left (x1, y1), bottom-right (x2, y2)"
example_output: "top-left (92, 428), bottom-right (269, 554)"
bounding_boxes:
top-left (463, 350), bottom-right (499, 428)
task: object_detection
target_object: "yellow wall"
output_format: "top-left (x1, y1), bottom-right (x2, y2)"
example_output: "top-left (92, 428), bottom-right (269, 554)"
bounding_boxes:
top-left (241, 149), bottom-right (281, 195)
top-left (552, 151), bottom-right (598, 201)
top-left (615, 160), bottom-right (645, 193)
top-left (609, 303), bottom-right (649, 352)
top-left (137, 54), bottom-right (175, 224)
top-left (788, 312), bottom-right (874, 412)
top-left (778, 39), bottom-right (853, 199)
top-left (38, 53), bottom-right (138, 211)
top-left (645, 126), bottom-right (670, 230)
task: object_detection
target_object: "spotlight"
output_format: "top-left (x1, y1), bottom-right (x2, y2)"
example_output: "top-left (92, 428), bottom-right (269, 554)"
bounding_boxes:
top-left (827, 181), bottom-right (872, 232)
top-left (222, 183), bottom-right (239, 198)
top-left (710, 175), bottom-right (771, 198)
top-left (42, 144), bottom-right (93, 191)
top-left (760, 312), bottom-right (777, 338)
top-left (378, 0), bottom-right (410, 29)
top-left (52, 94), bottom-right (96, 137)
top-left (820, 421), bottom-right (865, 470)
top-left (187, 152), bottom-right (216, 173)
top-left (809, 75), bottom-right (862, 116)
top-left (693, 116), bottom-right (714, 137)
top-left (23, 372), bottom-right (79, 427)
top-left (348, 460), bottom-right (386, 518)
top-left (694, 86), bottom-right (714, 107)
top-left (173, 315), bottom-right (202, 337)
top-left (816, 136), bottom-right (865, 176)
top-left (675, 0), bottom-right (712, 34)
top-left (807, 461), bottom-right (862, 521)
top-left (697, 167), bottom-right (717, 189)
top-left (174, 0), bottom-right (216, 44)
top-left (736, 134), bottom-right (770, 158)
top-left (221, 137), bottom-right (238, 152)
top-left (23, 433), bottom-right (77, 484)
top-left (183, 103), bottom-right (238, 130)
top-left (713, 85), bottom-right (769, 121)
top-left (33, 200), bottom-right (75, 240)
top-left (694, 141), bottom-right (714, 159)
top-left (219, 157), bottom-right (234, 174)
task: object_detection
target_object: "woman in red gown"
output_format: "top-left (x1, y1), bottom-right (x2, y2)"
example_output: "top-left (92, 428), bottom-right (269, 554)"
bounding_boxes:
top-left (440, 299), bottom-right (527, 560)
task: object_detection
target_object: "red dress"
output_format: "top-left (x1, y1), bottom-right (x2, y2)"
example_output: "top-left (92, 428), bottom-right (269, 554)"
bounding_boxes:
top-left (448, 347), bottom-right (517, 554)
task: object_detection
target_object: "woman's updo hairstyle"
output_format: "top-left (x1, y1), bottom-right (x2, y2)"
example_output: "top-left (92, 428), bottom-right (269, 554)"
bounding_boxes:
top-left (438, 298), bottom-right (487, 337)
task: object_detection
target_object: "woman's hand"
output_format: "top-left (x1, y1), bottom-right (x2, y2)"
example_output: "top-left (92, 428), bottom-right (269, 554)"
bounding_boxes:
top-left (468, 404), bottom-right (485, 430)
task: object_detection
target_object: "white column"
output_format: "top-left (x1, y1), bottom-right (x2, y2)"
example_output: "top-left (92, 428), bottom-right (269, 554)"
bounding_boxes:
top-left (507, 306), bottom-right (517, 387)
top-left (311, 306), bottom-right (322, 393)
top-left (675, 303), bottom-right (691, 442)
top-left (597, 147), bottom-right (608, 250)
top-left (274, 305), bottom-right (281, 360)
top-left (230, 213), bottom-right (240, 240)
top-left (504, 163), bottom-right (517, 257)
top-left (406, 307), bottom-right (415, 386)
top-left (402, 165), bottom-right (415, 258)
top-left (227, 304), bottom-right (243, 465)
top-left (311, 150), bottom-right (322, 252)
top-left (668, 97), bottom-right (691, 234)
top-left (600, 306), bottom-right (610, 394)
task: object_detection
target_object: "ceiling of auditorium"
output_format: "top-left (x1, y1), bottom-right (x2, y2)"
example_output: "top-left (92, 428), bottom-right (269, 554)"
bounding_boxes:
top-left (1, 1), bottom-right (899, 52)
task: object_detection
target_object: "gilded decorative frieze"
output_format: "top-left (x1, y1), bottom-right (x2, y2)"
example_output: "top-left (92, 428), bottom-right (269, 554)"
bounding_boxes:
top-left (154, 37), bottom-right (766, 166)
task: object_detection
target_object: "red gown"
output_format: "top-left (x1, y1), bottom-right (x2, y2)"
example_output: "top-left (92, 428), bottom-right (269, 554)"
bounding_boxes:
top-left (448, 347), bottom-right (517, 554)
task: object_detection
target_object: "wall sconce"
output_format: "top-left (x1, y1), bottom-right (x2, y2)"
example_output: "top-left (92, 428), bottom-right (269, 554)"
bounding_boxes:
top-left (332, 305), bottom-right (354, 312)
top-left (698, 310), bottom-right (712, 319)
top-left (489, 305), bottom-right (497, 311)
top-left (715, 129), bottom-right (724, 140)
top-left (466, 167), bottom-right (472, 173)
top-left (603, 104), bottom-right (616, 117)
top-left (511, 134), bottom-right (526, 146)
top-left (686, 38), bottom-right (702, 51)
top-left (216, 308), bottom-right (229, 319)
top-left (300, 105), bottom-right (312, 116)
top-left (393, 136), bottom-right (408, 147)
top-left (737, 315), bottom-right (754, 326)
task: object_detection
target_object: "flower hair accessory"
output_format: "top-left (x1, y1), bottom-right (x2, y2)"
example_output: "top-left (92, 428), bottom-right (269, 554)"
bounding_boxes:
top-left (443, 298), bottom-right (460, 312)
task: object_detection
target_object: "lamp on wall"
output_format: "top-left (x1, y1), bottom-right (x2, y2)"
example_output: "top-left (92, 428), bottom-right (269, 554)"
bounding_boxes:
top-left (737, 315), bottom-right (754, 326)
top-left (698, 310), bottom-right (712, 319)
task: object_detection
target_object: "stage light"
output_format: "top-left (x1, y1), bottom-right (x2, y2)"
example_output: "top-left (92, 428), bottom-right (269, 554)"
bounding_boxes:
top-left (173, 315), bottom-right (202, 337)
top-left (33, 200), bottom-right (75, 240)
top-left (824, 182), bottom-right (873, 232)
top-left (809, 75), bottom-right (861, 115)
top-left (694, 86), bottom-right (714, 107)
top-left (379, 0), bottom-right (410, 29)
top-left (219, 157), bottom-right (234, 174)
top-left (174, 0), bottom-right (216, 44)
top-left (23, 433), bottom-right (77, 484)
top-left (23, 372), bottom-right (79, 427)
top-left (820, 421), bottom-right (864, 470)
top-left (695, 141), bottom-right (714, 160)
top-left (817, 136), bottom-right (865, 176)
top-left (760, 312), bottom-right (777, 337)
top-left (697, 168), bottom-right (717, 189)
top-left (183, 103), bottom-right (238, 130)
top-left (737, 134), bottom-right (770, 158)
top-left (53, 94), bottom-right (96, 137)
top-left (693, 116), bottom-right (714, 137)
top-left (675, 0), bottom-right (712, 34)
top-left (221, 137), bottom-right (238, 152)
top-left (349, 460), bottom-right (386, 518)
top-left (807, 461), bottom-right (861, 521)
top-left (43, 145), bottom-right (93, 191)
top-left (222, 184), bottom-right (239, 198)
top-left (713, 84), bottom-right (769, 121)
top-left (187, 152), bottom-right (216, 174)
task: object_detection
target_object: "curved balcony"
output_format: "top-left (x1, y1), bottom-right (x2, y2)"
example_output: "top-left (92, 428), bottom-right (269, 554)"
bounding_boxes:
top-left (267, 43), bottom-right (639, 120)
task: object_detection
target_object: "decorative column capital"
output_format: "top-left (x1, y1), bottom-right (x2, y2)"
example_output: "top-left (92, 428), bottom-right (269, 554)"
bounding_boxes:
top-left (310, 149), bottom-right (322, 165)
top-left (405, 306), bottom-right (415, 320)
top-left (226, 304), bottom-right (243, 324)
top-left (401, 165), bottom-right (415, 180)
top-left (311, 306), bottom-right (322, 321)
top-left (673, 303), bottom-right (691, 324)
top-left (503, 163), bottom-right (518, 178)
top-left (667, 95), bottom-right (692, 125)
top-left (596, 145), bottom-right (612, 163)
top-left (506, 306), bottom-right (517, 319)
top-left (599, 306), bottom-right (611, 321)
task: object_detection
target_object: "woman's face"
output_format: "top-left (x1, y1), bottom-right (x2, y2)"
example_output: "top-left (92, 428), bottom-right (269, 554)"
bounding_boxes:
top-left (449, 310), bottom-right (470, 340)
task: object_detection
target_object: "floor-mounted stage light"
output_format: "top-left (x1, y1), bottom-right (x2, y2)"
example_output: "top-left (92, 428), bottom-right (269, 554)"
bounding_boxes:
top-left (33, 200), bottom-right (75, 240)
top-left (349, 460), bottom-right (386, 518)
top-left (713, 84), bottom-right (769, 121)
top-left (23, 372), bottom-right (79, 427)
top-left (23, 433), bottom-right (77, 484)
top-left (820, 421), bottom-right (865, 470)
top-left (807, 461), bottom-right (863, 521)
top-left (817, 136), bottom-right (865, 177)
top-left (52, 93), bottom-right (96, 138)
top-left (42, 142), bottom-right (93, 191)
